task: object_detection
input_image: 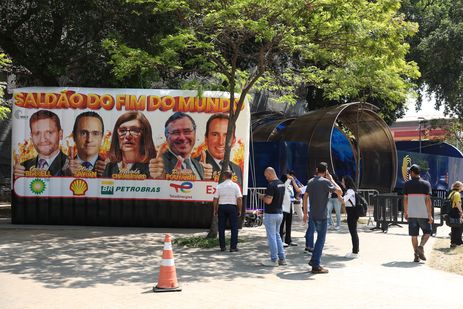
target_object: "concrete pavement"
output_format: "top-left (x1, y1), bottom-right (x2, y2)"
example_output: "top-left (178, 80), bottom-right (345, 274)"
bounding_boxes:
top-left (0, 219), bottom-right (461, 309)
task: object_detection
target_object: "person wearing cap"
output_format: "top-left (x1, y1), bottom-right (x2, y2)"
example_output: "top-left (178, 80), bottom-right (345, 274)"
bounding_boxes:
top-left (213, 170), bottom-right (243, 252)
top-left (403, 164), bottom-right (433, 262)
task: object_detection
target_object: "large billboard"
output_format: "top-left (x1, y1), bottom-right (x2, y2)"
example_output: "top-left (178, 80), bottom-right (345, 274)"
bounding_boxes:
top-left (12, 87), bottom-right (249, 203)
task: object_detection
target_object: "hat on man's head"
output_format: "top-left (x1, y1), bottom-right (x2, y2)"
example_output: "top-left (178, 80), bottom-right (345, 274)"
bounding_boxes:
top-left (409, 164), bottom-right (421, 174)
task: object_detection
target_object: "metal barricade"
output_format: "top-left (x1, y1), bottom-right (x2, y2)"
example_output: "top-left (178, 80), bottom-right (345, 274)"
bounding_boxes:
top-left (245, 187), bottom-right (266, 227)
top-left (358, 189), bottom-right (379, 226)
top-left (371, 193), bottom-right (444, 234)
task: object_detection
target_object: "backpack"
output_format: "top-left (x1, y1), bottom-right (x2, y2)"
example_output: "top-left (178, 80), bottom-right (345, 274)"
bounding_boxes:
top-left (441, 191), bottom-right (455, 215)
top-left (354, 192), bottom-right (368, 217)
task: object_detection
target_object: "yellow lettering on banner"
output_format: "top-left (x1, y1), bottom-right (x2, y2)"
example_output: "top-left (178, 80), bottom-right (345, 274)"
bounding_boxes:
top-left (220, 98), bottom-right (230, 112)
top-left (101, 94), bottom-right (114, 110)
top-left (147, 96), bottom-right (161, 111)
top-left (178, 96), bottom-right (195, 112)
top-left (69, 93), bottom-right (84, 108)
top-left (206, 97), bottom-right (218, 112)
top-left (194, 97), bottom-right (205, 112)
top-left (129, 95), bottom-right (146, 111)
top-left (45, 93), bottom-right (58, 107)
top-left (160, 96), bottom-right (175, 111)
top-left (56, 91), bottom-right (70, 108)
top-left (87, 94), bottom-right (100, 109)
top-left (24, 93), bottom-right (37, 108)
top-left (14, 93), bottom-right (25, 107)
top-left (116, 95), bottom-right (126, 110)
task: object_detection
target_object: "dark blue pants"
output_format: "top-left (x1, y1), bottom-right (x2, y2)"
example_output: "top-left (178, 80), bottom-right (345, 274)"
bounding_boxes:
top-left (218, 204), bottom-right (239, 249)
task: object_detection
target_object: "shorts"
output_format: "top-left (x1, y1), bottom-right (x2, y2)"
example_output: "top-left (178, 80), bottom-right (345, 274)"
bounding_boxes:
top-left (408, 218), bottom-right (432, 236)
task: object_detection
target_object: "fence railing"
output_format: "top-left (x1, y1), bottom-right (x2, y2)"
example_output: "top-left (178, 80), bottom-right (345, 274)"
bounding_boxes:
top-left (370, 194), bottom-right (444, 234)
top-left (358, 189), bottom-right (379, 226)
top-left (246, 187), bottom-right (267, 211)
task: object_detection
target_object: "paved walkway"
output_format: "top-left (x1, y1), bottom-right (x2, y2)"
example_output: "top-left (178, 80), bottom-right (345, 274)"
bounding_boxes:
top-left (0, 219), bottom-right (461, 309)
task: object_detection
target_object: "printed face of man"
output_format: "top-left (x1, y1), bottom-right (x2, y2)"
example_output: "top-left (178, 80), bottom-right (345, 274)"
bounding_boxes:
top-left (117, 119), bottom-right (142, 155)
top-left (30, 118), bottom-right (63, 158)
top-left (75, 116), bottom-right (103, 161)
top-left (205, 118), bottom-right (235, 160)
top-left (166, 117), bottom-right (196, 158)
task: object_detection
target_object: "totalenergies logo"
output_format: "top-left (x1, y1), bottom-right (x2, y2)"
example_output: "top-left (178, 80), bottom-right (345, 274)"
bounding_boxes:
top-left (170, 182), bottom-right (193, 193)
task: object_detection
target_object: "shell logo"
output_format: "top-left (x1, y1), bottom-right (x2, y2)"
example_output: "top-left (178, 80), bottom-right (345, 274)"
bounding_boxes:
top-left (70, 179), bottom-right (89, 196)
top-left (402, 155), bottom-right (412, 182)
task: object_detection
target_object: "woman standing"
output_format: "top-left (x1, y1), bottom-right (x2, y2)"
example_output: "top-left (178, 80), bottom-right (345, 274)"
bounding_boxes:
top-left (342, 175), bottom-right (359, 258)
top-left (448, 181), bottom-right (463, 248)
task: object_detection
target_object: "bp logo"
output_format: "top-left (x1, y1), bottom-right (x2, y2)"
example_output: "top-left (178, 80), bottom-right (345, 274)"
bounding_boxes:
top-left (30, 179), bottom-right (46, 195)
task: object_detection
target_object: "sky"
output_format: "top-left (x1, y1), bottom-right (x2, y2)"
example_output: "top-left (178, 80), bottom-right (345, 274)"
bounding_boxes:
top-left (399, 93), bottom-right (447, 121)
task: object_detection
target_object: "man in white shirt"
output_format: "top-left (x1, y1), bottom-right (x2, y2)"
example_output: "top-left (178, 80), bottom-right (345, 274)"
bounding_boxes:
top-left (213, 170), bottom-right (243, 252)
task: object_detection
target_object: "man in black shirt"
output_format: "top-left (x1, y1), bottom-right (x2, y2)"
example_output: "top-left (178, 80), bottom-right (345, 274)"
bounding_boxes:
top-left (259, 167), bottom-right (287, 267)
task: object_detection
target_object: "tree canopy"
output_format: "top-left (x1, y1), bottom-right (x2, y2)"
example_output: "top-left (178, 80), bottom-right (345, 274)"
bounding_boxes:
top-left (402, 0), bottom-right (463, 118)
top-left (105, 0), bottom-right (419, 124)
top-left (0, 53), bottom-right (10, 119)
top-left (0, 0), bottom-right (178, 87)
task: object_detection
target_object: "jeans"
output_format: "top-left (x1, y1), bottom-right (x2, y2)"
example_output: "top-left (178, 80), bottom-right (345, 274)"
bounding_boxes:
top-left (305, 216), bottom-right (316, 249)
top-left (308, 218), bottom-right (328, 267)
top-left (264, 213), bottom-right (285, 261)
top-left (346, 207), bottom-right (359, 253)
top-left (327, 198), bottom-right (341, 227)
top-left (218, 204), bottom-right (239, 250)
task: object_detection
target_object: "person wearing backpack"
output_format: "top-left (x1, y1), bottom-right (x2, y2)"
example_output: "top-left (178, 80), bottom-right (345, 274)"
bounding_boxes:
top-left (341, 175), bottom-right (360, 258)
top-left (448, 181), bottom-right (463, 248)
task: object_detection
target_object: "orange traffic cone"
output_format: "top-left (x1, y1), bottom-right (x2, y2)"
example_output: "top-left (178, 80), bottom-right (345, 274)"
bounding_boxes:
top-left (153, 233), bottom-right (182, 292)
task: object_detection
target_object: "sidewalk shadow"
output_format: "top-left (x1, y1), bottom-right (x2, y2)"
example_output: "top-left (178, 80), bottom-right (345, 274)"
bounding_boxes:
top-left (382, 261), bottom-right (422, 268)
top-left (0, 227), bottom-right (328, 289)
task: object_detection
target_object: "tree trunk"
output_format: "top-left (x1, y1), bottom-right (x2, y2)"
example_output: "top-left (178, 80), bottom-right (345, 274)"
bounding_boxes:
top-left (206, 215), bottom-right (218, 238)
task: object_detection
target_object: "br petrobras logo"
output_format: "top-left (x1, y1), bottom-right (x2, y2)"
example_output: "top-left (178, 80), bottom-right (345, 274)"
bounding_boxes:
top-left (170, 182), bottom-right (193, 193)
top-left (100, 180), bottom-right (114, 195)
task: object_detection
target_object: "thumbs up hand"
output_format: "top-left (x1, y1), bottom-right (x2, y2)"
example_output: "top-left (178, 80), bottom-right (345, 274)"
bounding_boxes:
top-left (95, 158), bottom-right (109, 177)
top-left (149, 146), bottom-right (167, 179)
top-left (199, 150), bottom-right (213, 180)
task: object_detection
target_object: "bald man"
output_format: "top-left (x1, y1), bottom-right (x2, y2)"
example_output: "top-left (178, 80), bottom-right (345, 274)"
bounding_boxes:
top-left (259, 167), bottom-right (287, 267)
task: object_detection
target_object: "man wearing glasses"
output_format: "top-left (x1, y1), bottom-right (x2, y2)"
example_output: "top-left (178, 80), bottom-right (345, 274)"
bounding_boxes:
top-left (149, 112), bottom-right (212, 180)
top-left (14, 110), bottom-right (69, 178)
top-left (65, 111), bottom-right (106, 177)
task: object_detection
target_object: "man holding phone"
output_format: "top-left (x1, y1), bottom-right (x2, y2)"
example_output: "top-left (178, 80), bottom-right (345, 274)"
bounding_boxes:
top-left (303, 162), bottom-right (342, 274)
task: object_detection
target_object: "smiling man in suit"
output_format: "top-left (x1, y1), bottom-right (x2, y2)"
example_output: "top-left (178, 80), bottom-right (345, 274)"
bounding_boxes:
top-left (14, 110), bottom-right (68, 178)
top-left (149, 112), bottom-right (212, 180)
top-left (203, 113), bottom-right (243, 187)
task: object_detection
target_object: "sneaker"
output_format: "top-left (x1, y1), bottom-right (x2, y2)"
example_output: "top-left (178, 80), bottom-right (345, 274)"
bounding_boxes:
top-left (283, 243), bottom-right (289, 248)
top-left (220, 247), bottom-right (226, 252)
top-left (345, 252), bottom-right (359, 259)
top-left (311, 266), bottom-right (329, 274)
top-left (413, 254), bottom-right (420, 263)
top-left (230, 248), bottom-right (239, 252)
top-left (261, 260), bottom-right (278, 267)
top-left (334, 226), bottom-right (340, 231)
top-left (416, 246), bottom-right (426, 261)
top-left (450, 243), bottom-right (457, 248)
top-left (278, 259), bottom-right (287, 266)
top-left (289, 242), bottom-right (298, 246)
top-left (304, 247), bottom-right (314, 253)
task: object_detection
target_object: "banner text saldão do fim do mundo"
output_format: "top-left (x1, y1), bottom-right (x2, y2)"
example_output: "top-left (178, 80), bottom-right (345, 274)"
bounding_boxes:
top-left (12, 87), bottom-right (250, 203)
